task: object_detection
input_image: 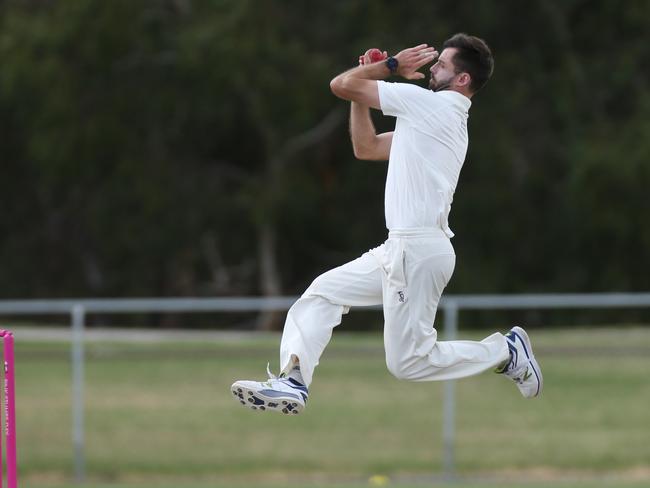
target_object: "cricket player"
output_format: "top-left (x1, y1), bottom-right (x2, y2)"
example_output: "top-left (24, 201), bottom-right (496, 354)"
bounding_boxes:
top-left (231, 33), bottom-right (542, 415)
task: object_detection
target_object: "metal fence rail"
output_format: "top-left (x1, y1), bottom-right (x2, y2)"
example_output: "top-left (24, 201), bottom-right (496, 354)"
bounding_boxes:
top-left (1, 292), bottom-right (650, 482)
top-left (4, 292), bottom-right (650, 315)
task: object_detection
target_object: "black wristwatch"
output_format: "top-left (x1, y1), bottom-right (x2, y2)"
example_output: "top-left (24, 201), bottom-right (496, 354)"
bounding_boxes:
top-left (385, 56), bottom-right (399, 74)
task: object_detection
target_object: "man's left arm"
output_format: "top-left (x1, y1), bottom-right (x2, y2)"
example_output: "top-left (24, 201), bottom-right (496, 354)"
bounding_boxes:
top-left (329, 44), bottom-right (438, 108)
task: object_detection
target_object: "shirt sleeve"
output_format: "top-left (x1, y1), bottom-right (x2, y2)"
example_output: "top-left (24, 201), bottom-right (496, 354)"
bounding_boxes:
top-left (377, 81), bottom-right (441, 121)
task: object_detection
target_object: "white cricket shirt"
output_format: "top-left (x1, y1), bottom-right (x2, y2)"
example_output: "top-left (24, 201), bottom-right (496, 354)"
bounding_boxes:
top-left (377, 81), bottom-right (471, 237)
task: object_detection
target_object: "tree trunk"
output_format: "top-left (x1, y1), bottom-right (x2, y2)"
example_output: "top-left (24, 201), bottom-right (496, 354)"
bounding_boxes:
top-left (256, 220), bottom-right (284, 331)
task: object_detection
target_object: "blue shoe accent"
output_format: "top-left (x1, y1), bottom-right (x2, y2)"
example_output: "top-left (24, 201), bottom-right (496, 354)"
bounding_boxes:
top-left (250, 395), bottom-right (265, 406)
top-left (286, 377), bottom-right (308, 392)
top-left (511, 330), bottom-right (530, 357)
top-left (259, 389), bottom-right (300, 400)
top-left (498, 340), bottom-right (519, 374)
top-left (507, 342), bottom-right (518, 369)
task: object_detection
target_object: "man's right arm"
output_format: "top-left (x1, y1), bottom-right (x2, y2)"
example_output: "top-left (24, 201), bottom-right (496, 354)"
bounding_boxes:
top-left (347, 49), bottom-right (393, 161)
top-left (349, 101), bottom-right (393, 161)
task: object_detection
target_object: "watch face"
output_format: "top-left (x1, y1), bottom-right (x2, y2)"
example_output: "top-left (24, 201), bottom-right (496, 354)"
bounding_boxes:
top-left (386, 57), bottom-right (398, 73)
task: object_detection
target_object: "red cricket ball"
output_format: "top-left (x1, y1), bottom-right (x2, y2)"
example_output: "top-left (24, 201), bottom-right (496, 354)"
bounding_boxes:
top-left (367, 48), bottom-right (385, 63)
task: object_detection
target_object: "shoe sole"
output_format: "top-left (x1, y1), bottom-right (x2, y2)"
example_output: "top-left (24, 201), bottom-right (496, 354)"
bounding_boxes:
top-left (230, 382), bottom-right (305, 415)
top-left (511, 326), bottom-right (543, 397)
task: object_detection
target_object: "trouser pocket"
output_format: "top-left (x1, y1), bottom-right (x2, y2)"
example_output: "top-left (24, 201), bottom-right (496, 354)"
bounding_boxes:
top-left (378, 240), bottom-right (407, 307)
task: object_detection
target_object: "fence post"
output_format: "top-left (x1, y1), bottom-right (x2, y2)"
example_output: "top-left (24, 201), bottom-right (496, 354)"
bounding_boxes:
top-left (442, 300), bottom-right (458, 480)
top-left (71, 305), bottom-right (86, 483)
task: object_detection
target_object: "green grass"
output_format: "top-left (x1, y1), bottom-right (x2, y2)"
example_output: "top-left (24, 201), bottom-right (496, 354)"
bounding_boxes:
top-left (10, 326), bottom-right (650, 487)
top-left (21, 482), bottom-right (650, 488)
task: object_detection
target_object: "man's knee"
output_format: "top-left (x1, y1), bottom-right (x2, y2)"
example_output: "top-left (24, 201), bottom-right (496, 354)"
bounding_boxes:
top-left (303, 270), bottom-right (336, 297)
top-left (288, 291), bottom-right (341, 322)
top-left (385, 354), bottom-right (411, 381)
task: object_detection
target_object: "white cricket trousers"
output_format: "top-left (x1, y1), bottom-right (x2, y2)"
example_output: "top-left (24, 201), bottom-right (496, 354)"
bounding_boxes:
top-left (280, 228), bottom-right (509, 387)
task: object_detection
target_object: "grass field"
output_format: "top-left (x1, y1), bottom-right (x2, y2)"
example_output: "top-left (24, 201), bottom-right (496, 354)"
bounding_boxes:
top-left (22, 482), bottom-right (650, 488)
top-left (9, 326), bottom-right (650, 488)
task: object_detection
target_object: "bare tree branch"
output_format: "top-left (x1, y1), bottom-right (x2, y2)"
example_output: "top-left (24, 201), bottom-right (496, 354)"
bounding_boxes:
top-left (272, 106), bottom-right (346, 169)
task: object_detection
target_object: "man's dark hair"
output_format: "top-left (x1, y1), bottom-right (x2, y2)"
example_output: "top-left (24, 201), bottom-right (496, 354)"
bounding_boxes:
top-left (442, 33), bottom-right (494, 93)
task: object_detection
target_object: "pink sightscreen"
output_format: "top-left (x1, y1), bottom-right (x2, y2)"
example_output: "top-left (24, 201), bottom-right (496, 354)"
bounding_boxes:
top-left (0, 330), bottom-right (17, 488)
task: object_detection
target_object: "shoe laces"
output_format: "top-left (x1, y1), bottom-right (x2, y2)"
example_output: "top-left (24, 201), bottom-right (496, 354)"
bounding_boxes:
top-left (266, 362), bottom-right (277, 380)
top-left (257, 363), bottom-right (277, 388)
top-left (266, 363), bottom-right (289, 381)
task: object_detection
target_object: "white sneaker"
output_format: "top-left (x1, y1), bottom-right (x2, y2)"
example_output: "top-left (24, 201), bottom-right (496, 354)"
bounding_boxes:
top-left (230, 365), bottom-right (308, 415)
top-left (497, 326), bottom-right (543, 398)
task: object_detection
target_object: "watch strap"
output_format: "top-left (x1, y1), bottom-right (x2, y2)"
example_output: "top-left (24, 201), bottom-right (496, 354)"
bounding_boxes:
top-left (385, 56), bottom-right (399, 74)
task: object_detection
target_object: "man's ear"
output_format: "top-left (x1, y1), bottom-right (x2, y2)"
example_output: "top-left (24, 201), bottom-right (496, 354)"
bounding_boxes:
top-left (457, 73), bottom-right (471, 88)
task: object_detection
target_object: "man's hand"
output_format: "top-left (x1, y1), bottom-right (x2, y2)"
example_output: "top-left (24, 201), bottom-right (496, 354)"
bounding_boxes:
top-left (330, 43), bottom-right (437, 107)
top-left (394, 44), bottom-right (438, 80)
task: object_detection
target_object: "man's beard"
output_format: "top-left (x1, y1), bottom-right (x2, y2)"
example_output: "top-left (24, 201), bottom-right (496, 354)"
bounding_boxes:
top-left (429, 74), bottom-right (454, 92)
